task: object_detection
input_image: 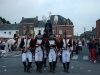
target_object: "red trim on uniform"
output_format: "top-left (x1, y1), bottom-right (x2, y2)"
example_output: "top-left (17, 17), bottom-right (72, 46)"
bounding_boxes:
top-left (14, 40), bottom-right (18, 45)
top-left (31, 38), bottom-right (35, 41)
top-left (21, 38), bottom-right (24, 41)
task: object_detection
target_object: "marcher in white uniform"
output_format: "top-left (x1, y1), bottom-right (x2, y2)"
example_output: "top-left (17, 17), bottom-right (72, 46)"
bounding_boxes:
top-left (34, 33), bottom-right (43, 73)
top-left (41, 38), bottom-right (49, 67)
top-left (48, 33), bottom-right (57, 73)
top-left (20, 34), bottom-right (33, 73)
top-left (62, 37), bottom-right (70, 73)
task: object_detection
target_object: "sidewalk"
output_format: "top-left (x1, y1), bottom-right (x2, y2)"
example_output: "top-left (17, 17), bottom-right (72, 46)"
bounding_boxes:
top-left (5, 51), bottom-right (22, 56)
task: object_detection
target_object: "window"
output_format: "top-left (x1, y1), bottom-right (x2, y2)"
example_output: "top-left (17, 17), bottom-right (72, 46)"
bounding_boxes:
top-left (23, 26), bottom-right (26, 28)
top-left (59, 29), bottom-right (62, 34)
top-left (66, 30), bottom-right (68, 34)
top-left (30, 26), bottom-right (33, 27)
top-left (23, 30), bottom-right (26, 35)
top-left (9, 32), bottom-right (11, 35)
top-left (68, 29), bottom-right (71, 34)
top-left (4, 32), bottom-right (6, 34)
top-left (52, 30), bottom-right (56, 35)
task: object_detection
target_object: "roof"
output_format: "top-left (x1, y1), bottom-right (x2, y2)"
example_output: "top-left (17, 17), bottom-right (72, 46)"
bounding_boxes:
top-left (50, 15), bottom-right (73, 26)
top-left (35, 21), bottom-right (45, 27)
top-left (0, 24), bottom-right (19, 30)
top-left (91, 28), bottom-right (96, 36)
top-left (20, 18), bottom-right (36, 24)
top-left (35, 15), bottom-right (73, 27)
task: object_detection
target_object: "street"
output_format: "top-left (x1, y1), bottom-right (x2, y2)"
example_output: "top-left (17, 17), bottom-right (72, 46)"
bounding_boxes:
top-left (0, 46), bottom-right (100, 75)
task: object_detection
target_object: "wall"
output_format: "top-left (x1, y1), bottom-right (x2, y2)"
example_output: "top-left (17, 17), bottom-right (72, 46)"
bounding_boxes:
top-left (0, 30), bottom-right (19, 37)
top-left (34, 27), bottom-right (45, 37)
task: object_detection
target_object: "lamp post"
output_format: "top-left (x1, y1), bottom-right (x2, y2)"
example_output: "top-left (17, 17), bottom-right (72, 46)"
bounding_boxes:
top-left (77, 33), bottom-right (78, 39)
top-left (84, 27), bottom-right (87, 46)
top-left (65, 19), bottom-right (67, 43)
top-left (54, 15), bottom-right (58, 37)
top-left (84, 27), bottom-right (86, 40)
top-left (63, 19), bottom-right (67, 43)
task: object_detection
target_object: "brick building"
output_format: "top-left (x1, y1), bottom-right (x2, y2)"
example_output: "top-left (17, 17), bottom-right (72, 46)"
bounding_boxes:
top-left (50, 15), bottom-right (74, 38)
top-left (19, 15), bottom-right (74, 38)
top-left (19, 16), bottom-right (38, 37)
top-left (96, 19), bottom-right (100, 38)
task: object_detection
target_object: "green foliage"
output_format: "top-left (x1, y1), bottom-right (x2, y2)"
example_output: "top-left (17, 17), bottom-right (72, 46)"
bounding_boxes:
top-left (0, 16), bottom-right (11, 24)
top-left (6, 21), bottom-right (11, 24)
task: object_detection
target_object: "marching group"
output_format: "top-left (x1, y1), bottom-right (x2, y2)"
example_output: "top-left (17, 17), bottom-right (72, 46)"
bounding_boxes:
top-left (1, 32), bottom-right (100, 74)
top-left (19, 32), bottom-right (74, 73)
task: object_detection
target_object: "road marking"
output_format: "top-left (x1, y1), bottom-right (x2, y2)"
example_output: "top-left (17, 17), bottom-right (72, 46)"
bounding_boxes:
top-left (12, 54), bottom-right (21, 57)
top-left (83, 55), bottom-right (88, 60)
top-left (72, 55), bottom-right (78, 59)
top-left (2, 66), bottom-right (6, 67)
top-left (4, 69), bottom-right (7, 72)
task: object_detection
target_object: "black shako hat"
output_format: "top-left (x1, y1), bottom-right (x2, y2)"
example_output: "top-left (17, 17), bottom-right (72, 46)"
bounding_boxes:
top-left (38, 32), bottom-right (41, 35)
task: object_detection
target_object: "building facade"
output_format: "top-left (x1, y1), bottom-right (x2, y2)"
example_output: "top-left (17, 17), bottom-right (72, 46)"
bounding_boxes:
top-left (50, 15), bottom-right (74, 38)
top-left (96, 19), bottom-right (100, 38)
top-left (19, 16), bottom-right (38, 37)
top-left (0, 24), bottom-right (19, 38)
top-left (0, 15), bottom-right (74, 39)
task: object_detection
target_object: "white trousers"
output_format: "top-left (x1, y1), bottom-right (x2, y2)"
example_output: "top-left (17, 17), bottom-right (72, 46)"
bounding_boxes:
top-left (35, 47), bottom-right (43, 61)
top-left (44, 49), bottom-right (47, 58)
top-left (0, 50), bottom-right (6, 54)
top-left (62, 50), bottom-right (70, 63)
top-left (22, 50), bottom-right (32, 62)
top-left (48, 49), bottom-right (56, 62)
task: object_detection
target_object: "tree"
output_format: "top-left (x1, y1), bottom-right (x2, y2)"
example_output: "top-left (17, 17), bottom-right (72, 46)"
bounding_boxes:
top-left (2, 18), bottom-right (6, 24)
top-left (0, 16), bottom-right (11, 24)
top-left (6, 20), bottom-right (11, 24)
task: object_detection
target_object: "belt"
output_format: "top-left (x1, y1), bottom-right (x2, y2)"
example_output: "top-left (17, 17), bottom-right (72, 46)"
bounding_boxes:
top-left (50, 47), bottom-right (55, 49)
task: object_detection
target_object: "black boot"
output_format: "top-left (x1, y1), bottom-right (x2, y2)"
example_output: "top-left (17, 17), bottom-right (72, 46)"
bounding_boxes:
top-left (35, 62), bottom-right (39, 72)
top-left (52, 62), bottom-right (56, 73)
top-left (44, 58), bottom-right (47, 67)
top-left (59, 55), bottom-right (62, 62)
top-left (63, 63), bottom-right (66, 72)
top-left (66, 62), bottom-right (70, 73)
top-left (49, 62), bottom-right (52, 72)
top-left (23, 62), bottom-right (27, 72)
top-left (39, 61), bottom-right (43, 73)
top-left (27, 62), bottom-right (32, 73)
top-left (55, 59), bottom-right (57, 67)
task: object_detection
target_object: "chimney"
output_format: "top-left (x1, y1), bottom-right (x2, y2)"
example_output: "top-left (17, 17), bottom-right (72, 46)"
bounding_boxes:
top-left (67, 19), bottom-right (70, 25)
top-left (92, 27), bottom-right (94, 30)
top-left (36, 16), bottom-right (38, 20)
top-left (15, 22), bottom-right (16, 24)
top-left (22, 17), bottom-right (24, 20)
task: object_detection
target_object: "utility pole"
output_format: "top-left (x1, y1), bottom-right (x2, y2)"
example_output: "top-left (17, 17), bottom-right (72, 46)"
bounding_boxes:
top-left (84, 27), bottom-right (86, 46)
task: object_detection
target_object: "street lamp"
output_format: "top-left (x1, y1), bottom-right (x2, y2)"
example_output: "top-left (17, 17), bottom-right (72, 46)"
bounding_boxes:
top-left (54, 15), bottom-right (58, 37)
top-left (64, 19), bottom-right (67, 43)
top-left (84, 27), bottom-right (86, 40)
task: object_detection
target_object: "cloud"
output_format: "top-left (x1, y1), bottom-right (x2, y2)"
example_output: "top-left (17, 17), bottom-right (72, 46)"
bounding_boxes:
top-left (0, 0), bottom-right (100, 35)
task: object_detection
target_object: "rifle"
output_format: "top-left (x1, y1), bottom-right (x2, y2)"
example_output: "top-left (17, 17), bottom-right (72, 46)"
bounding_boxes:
top-left (24, 26), bottom-right (29, 52)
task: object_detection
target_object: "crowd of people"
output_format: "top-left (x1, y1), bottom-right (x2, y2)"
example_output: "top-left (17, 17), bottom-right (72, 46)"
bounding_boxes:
top-left (88, 38), bottom-right (100, 63)
top-left (0, 38), bottom-right (8, 57)
top-left (0, 31), bottom-right (19, 57)
top-left (1, 30), bottom-right (100, 74)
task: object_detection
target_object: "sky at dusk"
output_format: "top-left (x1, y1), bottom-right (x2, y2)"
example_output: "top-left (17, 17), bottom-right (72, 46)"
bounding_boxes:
top-left (0, 0), bottom-right (100, 35)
